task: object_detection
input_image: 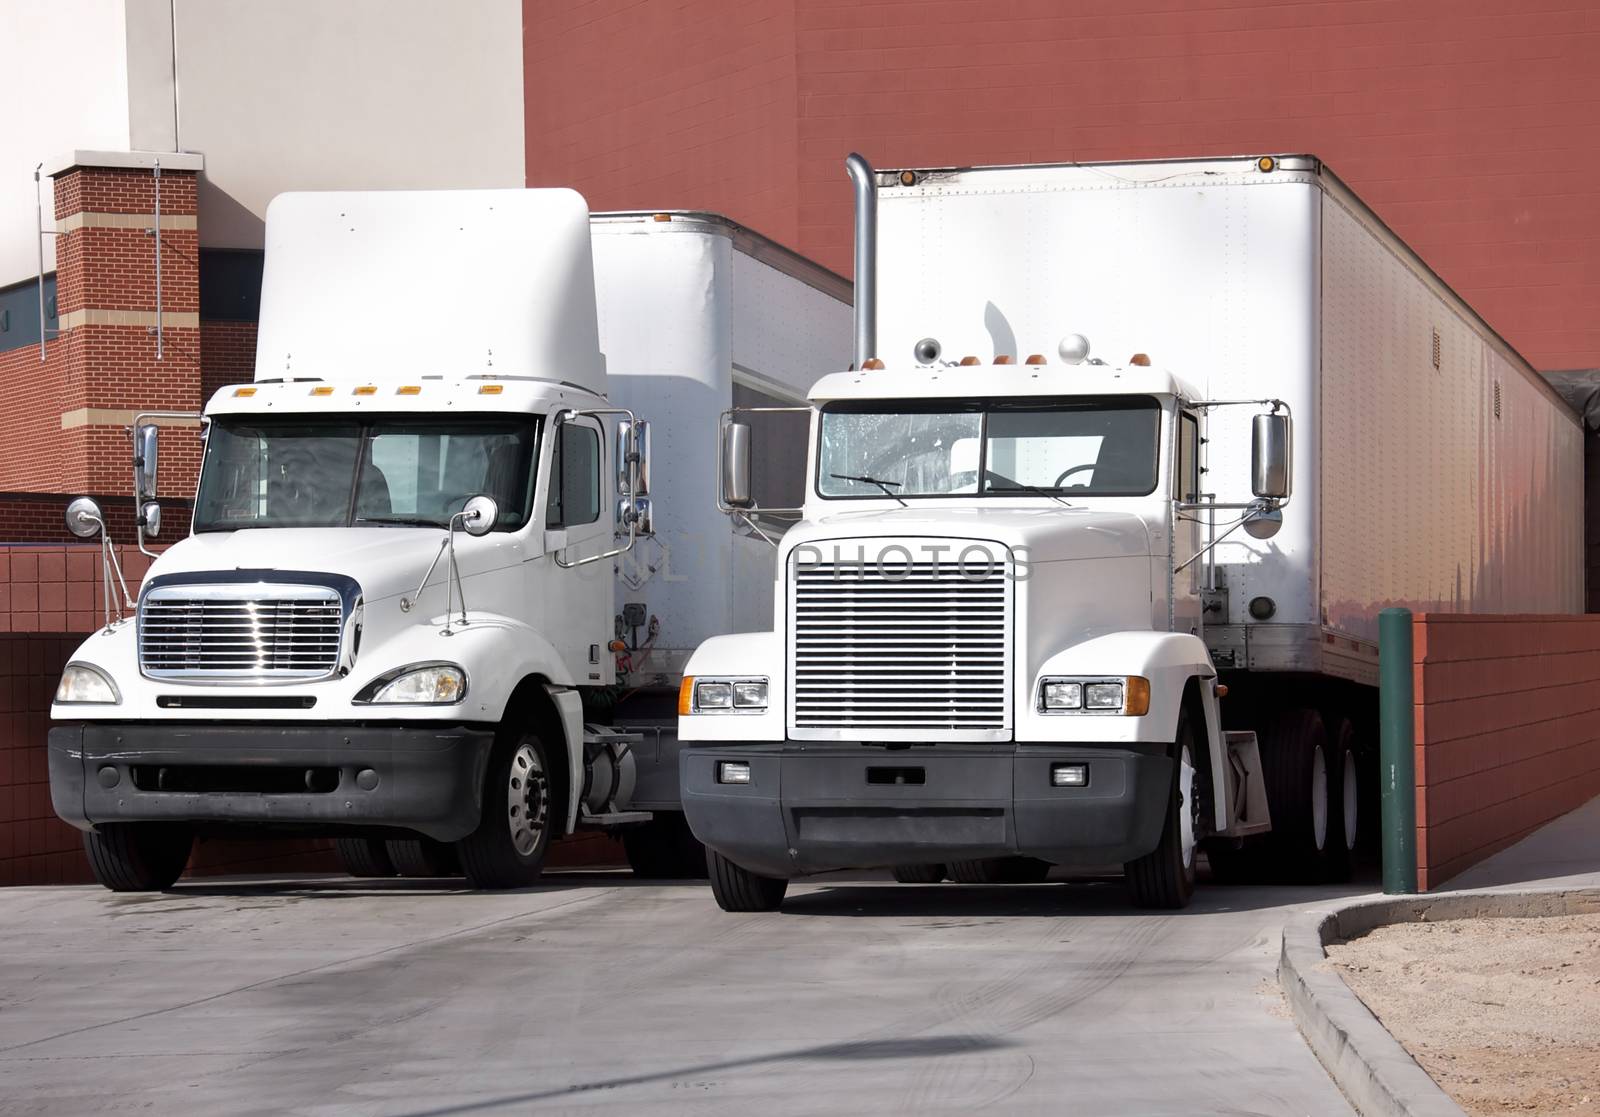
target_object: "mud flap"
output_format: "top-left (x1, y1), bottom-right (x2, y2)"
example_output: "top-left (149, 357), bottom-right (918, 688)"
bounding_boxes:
top-left (1218, 730), bottom-right (1272, 836)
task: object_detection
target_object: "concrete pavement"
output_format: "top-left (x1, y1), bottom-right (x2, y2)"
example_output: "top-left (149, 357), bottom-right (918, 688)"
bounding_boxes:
top-left (0, 871), bottom-right (1360, 1115)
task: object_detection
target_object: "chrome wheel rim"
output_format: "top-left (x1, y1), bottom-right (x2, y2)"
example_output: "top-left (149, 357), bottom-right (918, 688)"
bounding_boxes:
top-left (1178, 743), bottom-right (1197, 872)
top-left (1342, 747), bottom-right (1358, 852)
top-left (1311, 744), bottom-right (1328, 852)
top-left (507, 742), bottom-right (548, 858)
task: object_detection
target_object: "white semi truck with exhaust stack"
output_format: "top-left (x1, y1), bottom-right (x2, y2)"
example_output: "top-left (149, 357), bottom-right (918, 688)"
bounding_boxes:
top-left (47, 189), bottom-right (848, 891)
top-left (679, 154), bottom-right (1583, 911)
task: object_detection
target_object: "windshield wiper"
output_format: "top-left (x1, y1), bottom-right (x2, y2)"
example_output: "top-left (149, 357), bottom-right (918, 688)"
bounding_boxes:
top-left (354, 515), bottom-right (449, 529)
top-left (983, 471), bottom-right (1074, 507)
top-left (830, 473), bottom-right (907, 507)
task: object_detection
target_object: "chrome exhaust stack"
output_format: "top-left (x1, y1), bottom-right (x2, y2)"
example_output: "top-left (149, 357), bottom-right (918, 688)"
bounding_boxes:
top-left (844, 152), bottom-right (877, 368)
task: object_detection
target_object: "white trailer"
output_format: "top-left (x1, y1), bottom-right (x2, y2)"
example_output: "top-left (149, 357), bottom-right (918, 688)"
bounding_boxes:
top-left (679, 154), bottom-right (1584, 911)
top-left (47, 191), bottom-right (848, 891)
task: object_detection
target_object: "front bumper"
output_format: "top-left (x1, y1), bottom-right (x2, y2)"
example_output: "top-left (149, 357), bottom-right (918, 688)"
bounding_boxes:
top-left (49, 722), bottom-right (495, 842)
top-left (680, 742), bottom-right (1173, 878)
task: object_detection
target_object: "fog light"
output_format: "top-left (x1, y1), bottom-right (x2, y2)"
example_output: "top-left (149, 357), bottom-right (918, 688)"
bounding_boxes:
top-left (718, 761), bottom-right (752, 785)
top-left (1051, 763), bottom-right (1088, 787)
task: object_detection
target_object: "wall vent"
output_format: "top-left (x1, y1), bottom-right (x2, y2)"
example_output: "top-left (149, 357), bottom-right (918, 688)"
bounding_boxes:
top-left (1493, 381), bottom-right (1502, 419)
top-left (1431, 328), bottom-right (1441, 370)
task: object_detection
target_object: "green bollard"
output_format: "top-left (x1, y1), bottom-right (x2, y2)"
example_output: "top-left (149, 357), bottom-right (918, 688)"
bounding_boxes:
top-left (1379, 607), bottom-right (1417, 894)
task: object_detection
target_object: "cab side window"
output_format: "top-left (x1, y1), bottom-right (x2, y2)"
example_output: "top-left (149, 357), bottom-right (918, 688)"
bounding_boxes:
top-left (547, 422), bottom-right (601, 527)
top-left (1178, 412), bottom-right (1201, 502)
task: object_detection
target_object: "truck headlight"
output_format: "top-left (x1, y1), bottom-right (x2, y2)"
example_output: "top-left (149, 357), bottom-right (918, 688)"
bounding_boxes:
top-left (679, 676), bottom-right (768, 714)
top-left (353, 662), bottom-right (467, 705)
top-left (1037, 676), bottom-right (1150, 716)
top-left (55, 663), bottom-right (120, 704)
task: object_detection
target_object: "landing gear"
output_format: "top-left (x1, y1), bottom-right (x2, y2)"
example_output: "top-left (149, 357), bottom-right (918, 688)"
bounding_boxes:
top-left (1126, 710), bottom-right (1198, 909)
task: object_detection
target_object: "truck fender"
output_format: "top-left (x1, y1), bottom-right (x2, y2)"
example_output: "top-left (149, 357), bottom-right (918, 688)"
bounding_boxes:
top-left (1026, 631), bottom-right (1226, 829)
top-left (544, 684), bottom-right (587, 834)
top-left (679, 631), bottom-right (785, 743)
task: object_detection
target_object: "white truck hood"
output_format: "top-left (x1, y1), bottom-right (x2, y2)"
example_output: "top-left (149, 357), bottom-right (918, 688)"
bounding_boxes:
top-left (785, 505), bottom-right (1153, 565)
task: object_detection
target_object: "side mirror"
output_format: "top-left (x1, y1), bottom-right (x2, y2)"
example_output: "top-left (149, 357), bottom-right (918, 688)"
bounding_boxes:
top-left (722, 422), bottom-right (753, 509)
top-left (620, 495), bottom-right (655, 536)
top-left (135, 425), bottom-right (159, 500)
top-left (141, 501), bottom-right (161, 539)
top-left (617, 419), bottom-right (651, 496)
top-left (461, 494), bottom-right (498, 537)
top-left (1251, 413), bottom-right (1292, 500)
top-left (66, 496), bottom-right (104, 539)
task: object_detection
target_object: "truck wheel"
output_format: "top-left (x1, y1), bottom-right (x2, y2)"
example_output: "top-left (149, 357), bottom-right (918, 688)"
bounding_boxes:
top-left (1321, 718), bottom-right (1359, 883)
top-left (1125, 712), bottom-right (1198, 909)
top-left (386, 838), bottom-right (460, 878)
top-left (1260, 707), bottom-right (1332, 882)
top-left (706, 849), bottom-right (787, 912)
top-left (624, 813), bottom-right (709, 880)
top-left (891, 864), bottom-right (947, 883)
top-left (335, 837), bottom-right (395, 878)
top-left (83, 824), bottom-right (193, 892)
top-left (456, 732), bottom-right (552, 890)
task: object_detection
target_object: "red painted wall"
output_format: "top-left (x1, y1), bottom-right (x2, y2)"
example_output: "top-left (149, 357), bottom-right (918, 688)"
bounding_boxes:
top-left (1412, 613), bottom-right (1600, 889)
top-left (525, 0), bottom-right (1600, 371)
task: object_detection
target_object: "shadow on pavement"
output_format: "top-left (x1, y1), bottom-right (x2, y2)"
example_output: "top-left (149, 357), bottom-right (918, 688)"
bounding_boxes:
top-left (394, 1034), bottom-right (1015, 1116)
top-left (150, 869), bottom-right (698, 900)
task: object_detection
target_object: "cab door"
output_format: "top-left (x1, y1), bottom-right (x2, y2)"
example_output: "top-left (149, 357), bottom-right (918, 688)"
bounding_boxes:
top-left (543, 414), bottom-right (611, 681)
top-left (1173, 409), bottom-right (1203, 636)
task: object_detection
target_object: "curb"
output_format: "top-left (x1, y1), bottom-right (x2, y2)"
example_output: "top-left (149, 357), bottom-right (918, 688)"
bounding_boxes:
top-left (1278, 887), bottom-right (1600, 1117)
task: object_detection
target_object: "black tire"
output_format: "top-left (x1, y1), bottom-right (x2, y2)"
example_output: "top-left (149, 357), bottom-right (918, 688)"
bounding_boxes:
top-left (1125, 710), bottom-right (1198, 909)
top-left (456, 731), bottom-right (553, 890)
top-left (1259, 707), bottom-right (1332, 883)
top-left (335, 837), bottom-right (396, 878)
top-left (387, 838), bottom-right (460, 878)
top-left (83, 824), bottom-right (193, 892)
top-left (947, 858), bottom-right (1004, 883)
top-left (623, 812), bottom-right (709, 880)
top-left (706, 849), bottom-right (787, 912)
top-left (891, 863), bottom-right (947, 883)
top-left (1321, 717), bottom-right (1359, 883)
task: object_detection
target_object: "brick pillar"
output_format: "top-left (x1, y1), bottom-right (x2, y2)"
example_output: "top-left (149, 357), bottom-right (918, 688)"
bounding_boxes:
top-left (0, 153), bottom-right (207, 506)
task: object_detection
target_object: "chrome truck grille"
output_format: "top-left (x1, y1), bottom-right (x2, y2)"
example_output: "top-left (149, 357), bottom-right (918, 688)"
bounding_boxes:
top-left (788, 540), bottom-right (1012, 738)
top-left (139, 584), bottom-right (346, 680)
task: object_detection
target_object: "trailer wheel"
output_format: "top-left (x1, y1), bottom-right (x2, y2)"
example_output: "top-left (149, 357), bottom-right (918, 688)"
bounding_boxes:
top-left (624, 813), bottom-right (709, 879)
top-left (335, 837), bottom-right (395, 878)
top-left (706, 849), bottom-right (787, 912)
top-left (891, 863), bottom-right (947, 883)
top-left (1259, 707), bottom-right (1332, 882)
top-left (1125, 711), bottom-right (1198, 909)
top-left (387, 838), bottom-right (460, 878)
top-left (456, 731), bottom-right (552, 889)
top-left (83, 824), bottom-right (193, 892)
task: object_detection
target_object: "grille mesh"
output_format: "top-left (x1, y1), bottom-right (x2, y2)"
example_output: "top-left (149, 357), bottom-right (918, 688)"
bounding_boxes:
top-left (140, 588), bottom-right (344, 680)
top-left (790, 544), bottom-right (1010, 733)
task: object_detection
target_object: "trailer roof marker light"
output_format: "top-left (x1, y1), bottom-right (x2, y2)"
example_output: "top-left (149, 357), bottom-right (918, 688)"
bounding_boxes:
top-left (652, 213), bottom-right (672, 222)
top-left (309, 385), bottom-right (334, 396)
top-left (478, 384), bottom-right (504, 395)
top-left (899, 170), bottom-right (917, 186)
top-left (232, 386), bottom-right (256, 397)
top-left (1258, 155), bottom-right (1277, 173)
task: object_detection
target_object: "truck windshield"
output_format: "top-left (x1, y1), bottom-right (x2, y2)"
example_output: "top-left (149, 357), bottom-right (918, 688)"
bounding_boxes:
top-left (193, 416), bottom-right (540, 532)
top-left (817, 397), bottom-right (1160, 498)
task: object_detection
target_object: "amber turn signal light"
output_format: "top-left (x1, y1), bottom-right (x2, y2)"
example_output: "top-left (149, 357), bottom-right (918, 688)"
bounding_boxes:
top-left (678, 676), bottom-right (695, 716)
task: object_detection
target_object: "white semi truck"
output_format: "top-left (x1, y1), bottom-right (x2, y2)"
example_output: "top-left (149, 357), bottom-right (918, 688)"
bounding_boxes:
top-left (47, 189), bottom-right (848, 891)
top-left (679, 153), bottom-right (1584, 911)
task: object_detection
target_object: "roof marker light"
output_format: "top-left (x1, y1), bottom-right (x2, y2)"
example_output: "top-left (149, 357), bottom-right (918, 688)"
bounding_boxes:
top-left (861, 357), bottom-right (885, 370)
top-left (397, 385), bottom-right (421, 395)
top-left (232, 387), bottom-right (256, 397)
top-left (994, 355), bottom-right (1014, 365)
top-left (1258, 155), bottom-right (1277, 173)
top-left (310, 385), bottom-right (334, 396)
top-left (1025, 354), bottom-right (1047, 366)
top-left (1129, 353), bottom-right (1151, 367)
top-left (899, 170), bottom-right (917, 187)
top-left (353, 385), bottom-right (377, 396)
top-left (478, 384), bottom-right (504, 395)
top-left (959, 356), bottom-right (981, 366)
top-left (652, 213), bottom-right (672, 222)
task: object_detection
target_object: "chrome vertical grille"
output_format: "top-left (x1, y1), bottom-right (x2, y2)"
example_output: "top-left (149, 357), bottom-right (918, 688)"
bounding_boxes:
top-left (139, 584), bottom-right (345, 680)
top-left (789, 540), bottom-right (1011, 736)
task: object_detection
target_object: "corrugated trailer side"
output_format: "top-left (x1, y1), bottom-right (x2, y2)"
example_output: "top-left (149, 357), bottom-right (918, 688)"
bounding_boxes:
top-left (1316, 173), bottom-right (1584, 684)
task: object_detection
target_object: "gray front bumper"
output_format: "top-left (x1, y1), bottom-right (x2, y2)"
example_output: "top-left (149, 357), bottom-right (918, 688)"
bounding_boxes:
top-left (49, 722), bottom-right (496, 842)
top-left (680, 742), bottom-right (1172, 878)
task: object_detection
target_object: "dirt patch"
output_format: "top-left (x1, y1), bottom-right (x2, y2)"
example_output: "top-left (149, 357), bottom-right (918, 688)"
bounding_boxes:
top-left (1326, 914), bottom-right (1600, 1116)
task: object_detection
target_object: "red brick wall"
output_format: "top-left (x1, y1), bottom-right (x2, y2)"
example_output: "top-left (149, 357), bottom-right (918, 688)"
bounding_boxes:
top-left (200, 319), bottom-right (258, 403)
top-left (525, 0), bottom-right (1600, 371)
top-left (1413, 613), bottom-right (1600, 889)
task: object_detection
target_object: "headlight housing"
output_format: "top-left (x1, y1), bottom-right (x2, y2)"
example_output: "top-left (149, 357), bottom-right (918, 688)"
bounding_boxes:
top-left (1037, 676), bottom-right (1149, 716)
top-left (353, 662), bottom-right (467, 705)
top-left (679, 676), bottom-right (768, 714)
top-left (55, 663), bottom-right (120, 704)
